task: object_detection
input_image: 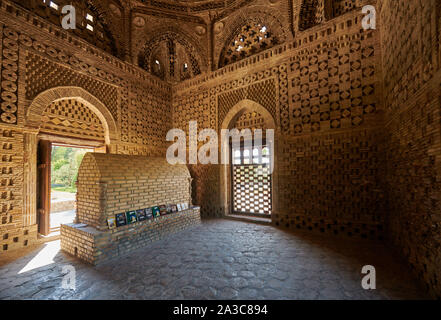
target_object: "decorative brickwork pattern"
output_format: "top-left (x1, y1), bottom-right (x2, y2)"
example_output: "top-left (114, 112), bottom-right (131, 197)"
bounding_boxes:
top-left (276, 128), bottom-right (385, 231)
top-left (121, 83), bottom-right (172, 149)
top-left (188, 164), bottom-right (222, 218)
top-left (379, 0), bottom-right (438, 112)
top-left (233, 164), bottom-right (272, 215)
top-left (332, 0), bottom-right (357, 17)
top-left (385, 90), bottom-right (441, 298)
top-left (235, 111), bottom-right (267, 131)
top-left (288, 32), bottom-right (378, 135)
top-left (14, 0), bottom-right (119, 56)
top-left (0, 127), bottom-right (23, 228)
top-left (0, 27), bottom-right (19, 125)
top-left (380, 0), bottom-right (441, 298)
top-left (40, 99), bottom-right (105, 141)
top-left (218, 23), bottom-right (278, 68)
top-left (25, 52), bottom-right (120, 124)
top-left (218, 78), bottom-right (277, 129)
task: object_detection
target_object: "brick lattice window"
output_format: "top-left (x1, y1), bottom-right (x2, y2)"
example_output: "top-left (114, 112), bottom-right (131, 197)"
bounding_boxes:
top-left (219, 23), bottom-right (277, 68)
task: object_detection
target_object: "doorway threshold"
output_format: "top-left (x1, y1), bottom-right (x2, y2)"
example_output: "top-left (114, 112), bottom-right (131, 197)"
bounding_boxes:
top-left (38, 231), bottom-right (60, 243)
top-left (224, 214), bottom-right (272, 226)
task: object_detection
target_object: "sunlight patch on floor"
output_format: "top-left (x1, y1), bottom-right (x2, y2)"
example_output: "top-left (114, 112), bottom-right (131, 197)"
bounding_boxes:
top-left (18, 240), bottom-right (61, 274)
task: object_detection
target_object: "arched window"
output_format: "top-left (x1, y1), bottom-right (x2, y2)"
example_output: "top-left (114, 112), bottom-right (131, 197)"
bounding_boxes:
top-left (15, 0), bottom-right (118, 56)
top-left (152, 58), bottom-right (165, 80)
top-left (218, 23), bottom-right (278, 68)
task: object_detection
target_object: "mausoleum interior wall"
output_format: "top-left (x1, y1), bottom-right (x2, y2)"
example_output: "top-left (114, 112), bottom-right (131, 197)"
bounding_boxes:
top-left (0, 1), bottom-right (173, 254)
top-left (378, 0), bottom-right (441, 298)
top-left (0, 0), bottom-right (440, 298)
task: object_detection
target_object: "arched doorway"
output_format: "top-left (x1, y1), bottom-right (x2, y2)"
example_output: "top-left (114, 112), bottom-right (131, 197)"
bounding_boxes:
top-left (220, 99), bottom-right (278, 218)
top-left (25, 87), bottom-right (117, 236)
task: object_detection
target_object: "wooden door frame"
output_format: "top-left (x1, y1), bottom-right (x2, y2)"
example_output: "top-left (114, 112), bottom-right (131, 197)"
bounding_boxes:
top-left (36, 133), bottom-right (107, 235)
top-left (37, 140), bottom-right (51, 236)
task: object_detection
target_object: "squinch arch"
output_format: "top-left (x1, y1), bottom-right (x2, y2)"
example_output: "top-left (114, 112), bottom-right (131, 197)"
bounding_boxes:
top-left (26, 86), bottom-right (118, 145)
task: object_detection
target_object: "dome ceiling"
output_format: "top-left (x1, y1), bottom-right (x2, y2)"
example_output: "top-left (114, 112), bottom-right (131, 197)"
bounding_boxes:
top-left (11, 0), bottom-right (358, 83)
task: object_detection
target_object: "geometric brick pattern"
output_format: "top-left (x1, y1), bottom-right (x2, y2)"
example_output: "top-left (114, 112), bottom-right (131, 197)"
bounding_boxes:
top-left (333, 0), bottom-right (357, 17)
top-left (173, 91), bottom-right (210, 136)
top-left (379, 0), bottom-right (438, 113)
top-left (288, 34), bottom-right (377, 135)
top-left (235, 111), bottom-right (267, 131)
top-left (16, 0), bottom-right (118, 56)
top-left (0, 27), bottom-right (19, 125)
top-left (25, 52), bottom-right (119, 123)
top-left (233, 164), bottom-right (272, 215)
top-left (380, 0), bottom-right (441, 298)
top-left (188, 164), bottom-right (222, 218)
top-left (0, 128), bottom-right (23, 228)
top-left (278, 129), bottom-right (384, 224)
top-left (121, 83), bottom-right (171, 149)
top-left (41, 99), bottom-right (105, 141)
top-left (218, 23), bottom-right (277, 68)
top-left (218, 78), bottom-right (277, 128)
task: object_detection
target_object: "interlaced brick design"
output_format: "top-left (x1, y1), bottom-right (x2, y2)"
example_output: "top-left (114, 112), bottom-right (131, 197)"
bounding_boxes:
top-left (40, 99), bottom-right (105, 141)
top-left (25, 52), bottom-right (119, 123)
top-left (233, 164), bottom-right (272, 215)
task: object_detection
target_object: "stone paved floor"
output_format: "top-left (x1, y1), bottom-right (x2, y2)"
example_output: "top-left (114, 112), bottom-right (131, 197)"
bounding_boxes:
top-left (0, 219), bottom-right (430, 300)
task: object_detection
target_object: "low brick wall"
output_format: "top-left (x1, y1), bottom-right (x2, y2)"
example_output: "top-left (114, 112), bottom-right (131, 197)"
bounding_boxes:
top-left (51, 200), bottom-right (75, 213)
top-left (61, 207), bottom-right (201, 265)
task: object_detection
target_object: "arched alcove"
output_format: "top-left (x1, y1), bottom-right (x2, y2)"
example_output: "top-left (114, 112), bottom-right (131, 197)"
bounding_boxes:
top-left (26, 86), bottom-right (118, 145)
top-left (219, 99), bottom-right (279, 218)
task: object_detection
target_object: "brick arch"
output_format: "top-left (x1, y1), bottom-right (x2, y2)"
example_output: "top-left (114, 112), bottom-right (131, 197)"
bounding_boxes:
top-left (219, 99), bottom-right (279, 217)
top-left (86, 0), bottom-right (125, 58)
top-left (215, 8), bottom-right (288, 68)
top-left (26, 86), bottom-right (118, 145)
top-left (220, 99), bottom-right (277, 131)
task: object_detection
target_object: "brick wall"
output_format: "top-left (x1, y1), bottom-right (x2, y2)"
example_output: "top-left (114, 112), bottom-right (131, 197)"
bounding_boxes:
top-left (61, 205), bottom-right (201, 265)
top-left (173, 6), bottom-right (384, 229)
top-left (379, 0), bottom-right (441, 298)
top-left (62, 153), bottom-right (199, 265)
top-left (77, 153), bottom-right (192, 230)
top-left (0, 0), bottom-right (173, 253)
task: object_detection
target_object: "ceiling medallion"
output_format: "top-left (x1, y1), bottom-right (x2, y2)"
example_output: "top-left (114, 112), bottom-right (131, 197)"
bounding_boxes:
top-left (133, 16), bottom-right (146, 28)
top-left (108, 4), bottom-right (121, 16)
top-left (195, 26), bottom-right (206, 36)
top-left (214, 21), bottom-right (224, 34)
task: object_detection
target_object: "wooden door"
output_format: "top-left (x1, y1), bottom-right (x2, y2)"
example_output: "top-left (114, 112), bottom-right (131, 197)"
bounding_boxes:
top-left (37, 140), bottom-right (51, 235)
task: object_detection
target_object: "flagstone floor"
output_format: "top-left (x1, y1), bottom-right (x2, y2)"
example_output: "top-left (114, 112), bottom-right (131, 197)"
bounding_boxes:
top-left (0, 219), bottom-right (430, 300)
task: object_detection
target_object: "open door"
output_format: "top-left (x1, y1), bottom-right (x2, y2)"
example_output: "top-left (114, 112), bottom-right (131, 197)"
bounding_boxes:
top-left (37, 140), bottom-right (51, 235)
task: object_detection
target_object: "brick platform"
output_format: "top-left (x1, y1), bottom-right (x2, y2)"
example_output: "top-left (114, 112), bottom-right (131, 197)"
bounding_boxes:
top-left (61, 206), bottom-right (201, 265)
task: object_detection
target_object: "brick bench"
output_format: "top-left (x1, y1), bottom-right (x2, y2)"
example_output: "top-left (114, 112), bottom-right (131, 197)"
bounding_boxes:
top-left (61, 206), bottom-right (201, 265)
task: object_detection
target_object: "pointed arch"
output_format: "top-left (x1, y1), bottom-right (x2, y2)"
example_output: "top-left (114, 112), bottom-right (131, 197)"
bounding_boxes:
top-left (216, 9), bottom-right (288, 68)
top-left (220, 99), bottom-right (277, 131)
top-left (219, 99), bottom-right (279, 218)
top-left (26, 86), bottom-right (118, 145)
